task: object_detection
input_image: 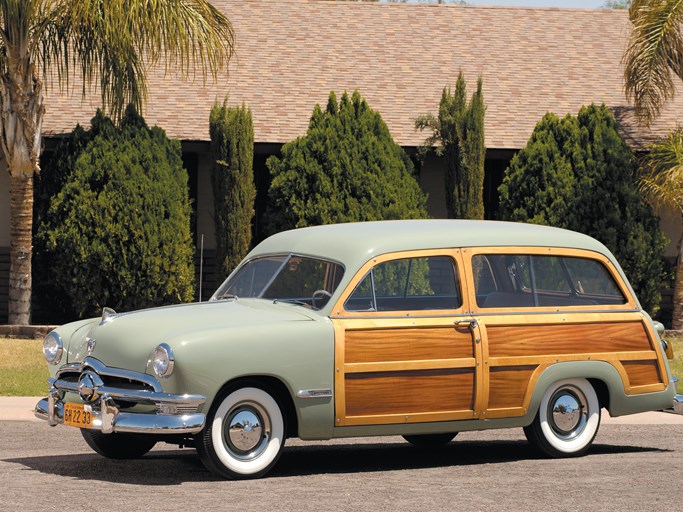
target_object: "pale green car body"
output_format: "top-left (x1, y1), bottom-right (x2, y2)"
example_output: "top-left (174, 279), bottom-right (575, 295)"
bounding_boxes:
top-left (36, 220), bottom-right (680, 477)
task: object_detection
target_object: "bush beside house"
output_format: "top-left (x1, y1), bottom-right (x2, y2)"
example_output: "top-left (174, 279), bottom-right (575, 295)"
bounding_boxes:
top-left (266, 91), bottom-right (428, 234)
top-left (34, 106), bottom-right (195, 321)
top-left (498, 104), bottom-right (666, 314)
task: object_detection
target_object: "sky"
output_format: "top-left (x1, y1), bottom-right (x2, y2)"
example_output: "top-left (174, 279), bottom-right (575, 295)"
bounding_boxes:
top-left (394, 1), bottom-right (613, 8)
top-left (463, 1), bottom-right (608, 7)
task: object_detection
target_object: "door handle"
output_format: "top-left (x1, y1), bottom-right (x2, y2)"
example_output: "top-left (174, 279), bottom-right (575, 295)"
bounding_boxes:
top-left (454, 319), bottom-right (478, 329)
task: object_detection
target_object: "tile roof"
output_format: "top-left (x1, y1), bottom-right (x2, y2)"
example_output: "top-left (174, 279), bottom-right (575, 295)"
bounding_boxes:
top-left (41, 0), bottom-right (683, 150)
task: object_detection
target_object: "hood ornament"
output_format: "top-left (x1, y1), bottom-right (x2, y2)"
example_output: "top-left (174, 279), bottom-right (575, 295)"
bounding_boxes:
top-left (100, 307), bottom-right (117, 325)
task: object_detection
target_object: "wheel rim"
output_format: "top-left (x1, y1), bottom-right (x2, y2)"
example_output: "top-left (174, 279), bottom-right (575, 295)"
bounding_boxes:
top-left (222, 402), bottom-right (271, 461)
top-left (546, 386), bottom-right (588, 440)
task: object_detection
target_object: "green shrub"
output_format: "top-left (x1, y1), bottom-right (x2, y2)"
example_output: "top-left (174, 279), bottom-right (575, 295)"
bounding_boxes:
top-left (35, 106), bottom-right (195, 319)
top-left (210, 101), bottom-right (256, 280)
top-left (266, 91), bottom-right (428, 234)
top-left (498, 104), bottom-right (666, 313)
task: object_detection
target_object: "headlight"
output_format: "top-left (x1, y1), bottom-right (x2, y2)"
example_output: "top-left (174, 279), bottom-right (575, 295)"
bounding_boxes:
top-left (152, 343), bottom-right (174, 378)
top-left (43, 332), bottom-right (63, 365)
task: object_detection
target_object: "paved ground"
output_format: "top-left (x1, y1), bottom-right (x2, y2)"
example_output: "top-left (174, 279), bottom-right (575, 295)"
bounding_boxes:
top-left (5, 396), bottom-right (683, 423)
top-left (1, 402), bottom-right (682, 512)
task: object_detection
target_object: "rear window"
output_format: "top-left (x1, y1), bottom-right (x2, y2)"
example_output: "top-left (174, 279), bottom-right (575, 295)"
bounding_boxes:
top-left (472, 254), bottom-right (627, 308)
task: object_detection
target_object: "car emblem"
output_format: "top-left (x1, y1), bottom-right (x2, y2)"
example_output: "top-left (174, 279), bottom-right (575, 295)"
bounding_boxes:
top-left (78, 371), bottom-right (102, 402)
top-left (86, 337), bottom-right (96, 355)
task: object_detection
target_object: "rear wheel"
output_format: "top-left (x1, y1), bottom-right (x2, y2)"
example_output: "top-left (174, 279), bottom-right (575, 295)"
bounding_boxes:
top-left (524, 378), bottom-right (600, 458)
top-left (403, 432), bottom-right (457, 447)
top-left (196, 386), bottom-right (286, 479)
top-left (81, 429), bottom-right (157, 459)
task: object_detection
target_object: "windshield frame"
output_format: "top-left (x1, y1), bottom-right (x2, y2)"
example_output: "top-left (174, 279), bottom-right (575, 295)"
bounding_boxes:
top-left (210, 253), bottom-right (346, 310)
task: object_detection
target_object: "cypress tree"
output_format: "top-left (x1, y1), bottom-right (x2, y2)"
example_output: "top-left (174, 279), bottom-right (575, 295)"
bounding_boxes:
top-left (265, 91), bottom-right (428, 234)
top-left (210, 101), bottom-right (256, 279)
top-left (498, 104), bottom-right (666, 313)
top-left (417, 72), bottom-right (486, 219)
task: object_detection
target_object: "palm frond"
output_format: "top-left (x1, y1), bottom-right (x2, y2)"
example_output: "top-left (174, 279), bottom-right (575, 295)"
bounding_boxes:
top-left (32, 0), bottom-right (235, 120)
top-left (640, 127), bottom-right (683, 213)
top-left (624, 0), bottom-right (683, 124)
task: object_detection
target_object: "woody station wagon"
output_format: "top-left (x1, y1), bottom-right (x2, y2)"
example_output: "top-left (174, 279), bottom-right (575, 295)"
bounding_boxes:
top-left (35, 220), bottom-right (682, 479)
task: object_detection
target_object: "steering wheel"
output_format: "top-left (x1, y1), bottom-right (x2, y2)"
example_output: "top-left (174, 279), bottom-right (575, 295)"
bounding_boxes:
top-left (312, 289), bottom-right (333, 309)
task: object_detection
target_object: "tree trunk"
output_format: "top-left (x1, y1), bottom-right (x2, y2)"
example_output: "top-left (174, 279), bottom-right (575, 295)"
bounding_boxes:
top-left (0, 47), bottom-right (45, 325)
top-left (8, 174), bottom-right (33, 325)
top-left (672, 232), bottom-right (683, 330)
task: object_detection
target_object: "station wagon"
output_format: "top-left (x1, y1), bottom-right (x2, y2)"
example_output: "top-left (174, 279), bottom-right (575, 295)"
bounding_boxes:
top-left (35, 220), bottom-right (681, 479)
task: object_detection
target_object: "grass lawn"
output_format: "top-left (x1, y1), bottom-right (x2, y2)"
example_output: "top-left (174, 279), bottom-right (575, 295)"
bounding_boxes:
top-left (0, 335), bottom-right (682, 397)
top-left (0, 338), bottom-right (50, 396)
top-left (666, 334), bottom-right (683, 393)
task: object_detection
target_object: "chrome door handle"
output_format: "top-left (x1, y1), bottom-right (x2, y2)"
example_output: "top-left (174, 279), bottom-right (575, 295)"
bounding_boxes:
top-left (454, 319), bottom-right (478, 329)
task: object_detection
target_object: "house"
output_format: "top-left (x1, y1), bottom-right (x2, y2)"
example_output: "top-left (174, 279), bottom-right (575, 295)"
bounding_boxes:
top-left (1, 0), bottom-right (682, 322)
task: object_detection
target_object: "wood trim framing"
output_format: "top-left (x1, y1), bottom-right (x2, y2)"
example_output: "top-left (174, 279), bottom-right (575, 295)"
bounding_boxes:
top-left (331, 245), bottom-right (669, 429)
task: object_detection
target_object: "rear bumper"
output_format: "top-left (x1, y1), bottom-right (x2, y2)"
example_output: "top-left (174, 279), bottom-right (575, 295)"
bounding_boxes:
top-left (673, 394), bottom-right (683, 415)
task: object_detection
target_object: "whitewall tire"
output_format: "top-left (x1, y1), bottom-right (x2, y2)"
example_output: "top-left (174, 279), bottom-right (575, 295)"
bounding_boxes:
top-left (197, 386), bottom-right (286, 479)
top-left (524, 378), bottom-right (600, 457)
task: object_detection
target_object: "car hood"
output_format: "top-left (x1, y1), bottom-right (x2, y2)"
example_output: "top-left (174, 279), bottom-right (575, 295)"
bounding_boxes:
top-left (66, 299), bottom-right (316, 372)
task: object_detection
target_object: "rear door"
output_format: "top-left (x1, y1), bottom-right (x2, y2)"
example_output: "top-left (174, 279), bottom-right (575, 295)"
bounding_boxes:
top-left (462, 247), bottom-right (669, 420)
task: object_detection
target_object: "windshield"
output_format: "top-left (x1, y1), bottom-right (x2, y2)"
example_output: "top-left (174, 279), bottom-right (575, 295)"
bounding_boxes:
top-left (212, 255), bottom-right (344, 310)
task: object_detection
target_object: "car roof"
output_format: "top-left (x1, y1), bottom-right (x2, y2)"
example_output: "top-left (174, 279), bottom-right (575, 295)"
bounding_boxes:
top-left (249, 220), bottom-right (614, 267)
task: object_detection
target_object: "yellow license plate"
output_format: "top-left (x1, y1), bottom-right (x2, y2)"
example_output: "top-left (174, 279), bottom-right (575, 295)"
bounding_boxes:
top-left (64, 402), bottom-right (94, 429)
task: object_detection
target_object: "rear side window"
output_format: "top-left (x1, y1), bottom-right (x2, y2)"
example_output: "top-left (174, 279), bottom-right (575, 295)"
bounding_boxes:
top-left (473, 254), bottom-right (627, 308)
top-left (345, 256), bottom-right (462, 312)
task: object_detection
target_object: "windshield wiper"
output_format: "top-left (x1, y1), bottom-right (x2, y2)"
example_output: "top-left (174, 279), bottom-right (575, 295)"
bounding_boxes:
top-left (272, 298), bottom-right (311, 309)
top-left (218, 294), bottom-right (239, 301)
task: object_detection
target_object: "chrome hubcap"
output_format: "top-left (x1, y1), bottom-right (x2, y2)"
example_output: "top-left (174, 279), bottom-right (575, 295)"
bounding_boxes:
top-left (547, 386), bottom-right (587, 440)
top-left (223, 403), bottom-right (271, 461)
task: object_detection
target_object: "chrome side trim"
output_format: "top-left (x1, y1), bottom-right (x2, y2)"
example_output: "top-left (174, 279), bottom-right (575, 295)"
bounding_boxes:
top-left (330, 308), bottom-right (640, 320)
top-left (296, 389), bottom-right (333, 399)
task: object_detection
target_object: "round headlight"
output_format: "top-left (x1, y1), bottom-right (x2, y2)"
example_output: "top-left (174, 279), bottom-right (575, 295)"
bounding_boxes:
top-left (43, 332), bottom-right (63, 365)
top-left (152, 343), bottom-right (174, 378)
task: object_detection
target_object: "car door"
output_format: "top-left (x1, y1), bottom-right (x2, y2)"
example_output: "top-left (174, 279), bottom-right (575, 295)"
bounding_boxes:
top-left (462, 247), bottom-right (670, 420)
top-left (330, 249), bottom-right (485, 427)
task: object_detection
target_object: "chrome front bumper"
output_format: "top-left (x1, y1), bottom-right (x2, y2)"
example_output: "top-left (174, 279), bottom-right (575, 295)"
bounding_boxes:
top-left (34, 357), bottom-right (207, 435)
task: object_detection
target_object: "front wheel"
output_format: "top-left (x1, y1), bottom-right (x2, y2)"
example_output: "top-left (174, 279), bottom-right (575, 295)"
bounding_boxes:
top-left (196, 386), bottom-right (286, 479)
top-left (524, 378), bottom-right (600, 458)
top-left (81, 429), bottom-right (157, 459)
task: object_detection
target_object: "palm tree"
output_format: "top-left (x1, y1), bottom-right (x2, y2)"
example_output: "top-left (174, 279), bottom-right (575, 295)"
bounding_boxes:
top-left (624, 0), bottom-right (683, 124)
top-left (624, 1), bottom-right (683, 327)
top-left (640, 130), bottom-right (683, 328)
top-left (1, 1), bottom-right (234, 325)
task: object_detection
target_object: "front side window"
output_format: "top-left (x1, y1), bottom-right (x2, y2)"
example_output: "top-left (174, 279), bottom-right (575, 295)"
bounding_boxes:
top-left (473, 253), bottom-right (626, 308)
top-left (345, 256), bottom-right (462, 312)
top-left (213, 255), bottom-right (344, 310)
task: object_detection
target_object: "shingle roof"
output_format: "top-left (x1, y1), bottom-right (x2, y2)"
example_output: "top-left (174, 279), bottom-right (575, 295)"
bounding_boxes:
top-left (42, 0), bottom-right (683, 150)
